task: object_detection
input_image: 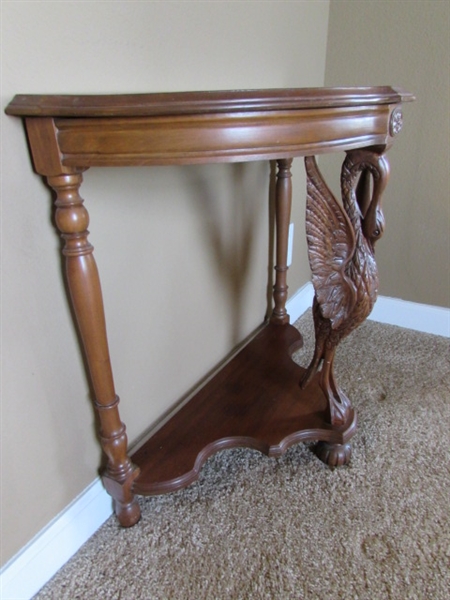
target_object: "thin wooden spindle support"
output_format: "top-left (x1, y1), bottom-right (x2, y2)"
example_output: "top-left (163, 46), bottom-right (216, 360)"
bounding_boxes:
top-left (271, 158), bottom-right (293, 325)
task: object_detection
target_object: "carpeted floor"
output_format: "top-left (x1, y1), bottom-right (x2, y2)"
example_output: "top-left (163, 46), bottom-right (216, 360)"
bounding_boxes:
top-left (34, 312), bottom-right (450, 599)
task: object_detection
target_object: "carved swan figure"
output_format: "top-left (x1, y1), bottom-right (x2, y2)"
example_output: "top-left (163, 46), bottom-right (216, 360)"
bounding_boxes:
top-left (301, 150), bottom-right (390, 427)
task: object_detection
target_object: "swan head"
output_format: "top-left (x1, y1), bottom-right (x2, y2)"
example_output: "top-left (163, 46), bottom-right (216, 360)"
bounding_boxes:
top-left (359, 154), bottom-right (389, 251)
top-left (363, 205), bottom-right (385, 250)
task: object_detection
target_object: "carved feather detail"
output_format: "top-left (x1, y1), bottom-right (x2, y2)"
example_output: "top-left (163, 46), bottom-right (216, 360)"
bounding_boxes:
top-left (301, 150), bottom-right (389, 426)
top-left (305, 156), bottom-right (357, 330)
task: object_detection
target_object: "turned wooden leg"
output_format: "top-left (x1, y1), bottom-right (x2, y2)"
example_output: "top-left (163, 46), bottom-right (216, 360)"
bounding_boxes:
top-left (48, 172), bottom-right (141, 526)
top-left (271, 158), bottom-right (293, 325)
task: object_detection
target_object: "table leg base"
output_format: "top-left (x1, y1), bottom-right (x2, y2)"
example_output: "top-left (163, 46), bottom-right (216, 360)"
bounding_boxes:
top-left (102, 470), bottom-right (141, 527)
top-left (113, 498), bottom-right (141, 528)
top-left (314, 441), bottom-right (352, 467)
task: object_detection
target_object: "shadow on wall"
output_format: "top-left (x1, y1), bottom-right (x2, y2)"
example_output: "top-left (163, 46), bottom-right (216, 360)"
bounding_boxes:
top-left (184, 161), bottom-right (275, 346)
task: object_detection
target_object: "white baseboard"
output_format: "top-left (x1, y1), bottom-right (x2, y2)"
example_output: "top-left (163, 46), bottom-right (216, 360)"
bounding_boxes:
top-left (289, 283), bottom-right (449, 338)
top-left (0, 478), bottom-right (112, 600)
top-left (2, 284), bottom-right (448, 599)
top-left (368, 295), bottom-right (450, 337)
top-left (287, 282), bottom-right (315, 323)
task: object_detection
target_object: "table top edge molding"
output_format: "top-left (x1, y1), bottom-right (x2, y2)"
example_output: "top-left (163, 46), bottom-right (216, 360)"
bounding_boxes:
top-left (5, 86), bottom-right (415, 118)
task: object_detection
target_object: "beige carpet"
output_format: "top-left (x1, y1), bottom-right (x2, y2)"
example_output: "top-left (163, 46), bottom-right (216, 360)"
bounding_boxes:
top-left (34, 312), bottom-right (450, 599)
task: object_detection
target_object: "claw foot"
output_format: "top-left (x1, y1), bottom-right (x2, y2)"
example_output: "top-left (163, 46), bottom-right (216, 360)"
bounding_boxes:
top-left (314, 441), bottom-right (352, 467)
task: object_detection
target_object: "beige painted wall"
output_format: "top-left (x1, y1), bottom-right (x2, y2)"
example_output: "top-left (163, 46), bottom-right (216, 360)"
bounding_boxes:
top-left (325, 0), bottom-right (449, 308)
top-left (1, 1), bottom-right (330, 565)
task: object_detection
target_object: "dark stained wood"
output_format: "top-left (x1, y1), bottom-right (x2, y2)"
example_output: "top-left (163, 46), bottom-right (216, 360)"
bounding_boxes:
top-left (5, 87), bottom-right (413, 526)
top-left (131, 322), bottom-right (356, 495)
top-left (5, 87), bottom-right (413, 117)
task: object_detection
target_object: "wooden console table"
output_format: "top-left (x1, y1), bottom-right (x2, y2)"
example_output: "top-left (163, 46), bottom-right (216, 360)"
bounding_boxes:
top-left (6, 87), bottom-right (413, 526)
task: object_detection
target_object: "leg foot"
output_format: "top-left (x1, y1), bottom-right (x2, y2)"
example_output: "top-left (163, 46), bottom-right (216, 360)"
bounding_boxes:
top-left (113, 497), bottom-right (141, 528)
top-left (314, 441), bottom-right (352, 467)
top-left (102, 468), bottom-right (141, 527)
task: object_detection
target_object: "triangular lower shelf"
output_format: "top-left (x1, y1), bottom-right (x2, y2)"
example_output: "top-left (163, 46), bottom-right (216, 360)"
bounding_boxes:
top-left (131, 322), bottom-right (356, 495)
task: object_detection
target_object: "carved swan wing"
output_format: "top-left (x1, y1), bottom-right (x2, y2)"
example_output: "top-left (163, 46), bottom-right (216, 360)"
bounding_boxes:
top-left (304, 156), bottom-right (357, 330)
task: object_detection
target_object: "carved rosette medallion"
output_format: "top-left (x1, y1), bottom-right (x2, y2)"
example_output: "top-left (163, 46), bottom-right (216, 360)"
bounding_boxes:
top-left (389, 107), bottom-right (404, 136)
